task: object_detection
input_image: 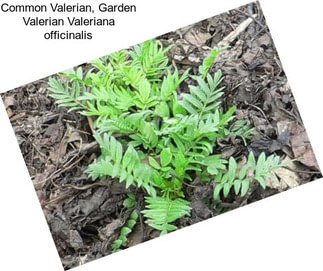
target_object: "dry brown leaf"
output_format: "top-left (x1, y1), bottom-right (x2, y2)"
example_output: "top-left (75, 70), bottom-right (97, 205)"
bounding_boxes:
top-left (69, 230), bottom-right (84, 249)
top-left (127, 225), bottom-right (143, 247)
top-left (274, 157), bottom-right (299, 189)
top-left (184, 29), bottom-right (211, 47)
top-left (290, 125), bottom-right (319, 169)
top-left (277, 119), bottom-right (294, 136)
top-left (256, 33), bottom-right (272, 48)
top-left (265, 173), bottom-right (287, 190)
top-left (3, 95), bottom-right (15, 108)
top-left (98, 219), bottom-right (123, 241)
top-left (265, 157), bottom-right (299, 190)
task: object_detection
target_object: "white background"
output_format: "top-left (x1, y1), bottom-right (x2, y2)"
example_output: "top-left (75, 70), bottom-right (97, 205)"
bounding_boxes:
top-left (0, 0), bottom-right (322, 270)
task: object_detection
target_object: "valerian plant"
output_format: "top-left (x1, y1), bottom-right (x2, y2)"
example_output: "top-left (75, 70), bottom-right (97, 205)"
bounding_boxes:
top-left (48, 39), bottom-right (284, 237)
top-left (110, 209), bottom-right (138, 253)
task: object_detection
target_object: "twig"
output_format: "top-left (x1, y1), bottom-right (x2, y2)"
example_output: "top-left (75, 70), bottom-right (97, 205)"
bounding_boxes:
top-left (251, 25), bottom-right (268, 41)
top-left (136, 207), bottom-right (145, 242)
top-left (239, 184), bottom-right (258, 207)
top-left (235, 9), bottom-right (264, 28)
top-left (283, 166), bottom-right (321, 175)
top-left (245, 102), bottom-right (269, 123)
top-left (9, 112), bottom-right (26, 121)
top-left (44, 190), bottom-right (76, 206)
top-left (170, 172), bottom-right (199, 188)
top-left (182, 181), bottom-right (199, 188)
top-left (60, 141), bottom-right (98, 164)
top-left (277, 105), bottom-right (303, 125)
top-left (60, 181), bottom-right (110, 191)
top-left (31, 142), bottom-right (48, 159)
top-left (218, 14), bottom-right (257, 47)
top-left (87, 116), bottom-right (95, 134)
top-left (46, 155), bottom-right (85, 182)
top-left (218, 202), bottom-right (240, 209)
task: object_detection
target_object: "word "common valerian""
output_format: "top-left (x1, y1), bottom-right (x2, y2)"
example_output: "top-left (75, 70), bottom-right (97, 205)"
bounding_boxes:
top-left (1, 3), bottom-right (136, 13)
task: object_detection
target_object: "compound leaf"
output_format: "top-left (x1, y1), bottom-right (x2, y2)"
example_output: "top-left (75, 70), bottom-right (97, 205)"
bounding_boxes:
top-left (142, 197), bottom-right (191, 235)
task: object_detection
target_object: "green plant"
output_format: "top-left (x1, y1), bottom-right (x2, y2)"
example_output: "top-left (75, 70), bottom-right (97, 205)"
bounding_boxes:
top-left (123, 193), bottom-right (136, 209)
top-left (49, 39), bottom-right (284, 237)
top-left (213, 152), bottom-right (285, 200)
top-left (142, 197), bottom-right (191, 235)
top-left (110, 209), bottom-right (138, 252)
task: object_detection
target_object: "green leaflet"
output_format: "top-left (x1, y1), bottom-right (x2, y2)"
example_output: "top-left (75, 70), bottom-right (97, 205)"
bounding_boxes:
top-left (199, 47), bottom-right (220, 79)
top-left (198, 46), bottom-right (228, 78)
top-left (123, 193), bottom-right (136, 208)
top-left (160, 148), bottom-right (172, 167)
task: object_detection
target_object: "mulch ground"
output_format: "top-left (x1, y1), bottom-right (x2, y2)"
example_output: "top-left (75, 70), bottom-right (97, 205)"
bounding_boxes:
top-left (1, 2), bottom-right (321, 270)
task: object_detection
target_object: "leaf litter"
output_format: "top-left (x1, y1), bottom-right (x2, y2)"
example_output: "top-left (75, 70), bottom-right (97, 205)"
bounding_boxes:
top-left (1, 2), bottom-right (321, 269)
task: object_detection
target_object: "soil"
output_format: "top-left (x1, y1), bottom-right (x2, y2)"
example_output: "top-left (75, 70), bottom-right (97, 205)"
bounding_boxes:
top-left (1, 2), bottom-right (321, 270)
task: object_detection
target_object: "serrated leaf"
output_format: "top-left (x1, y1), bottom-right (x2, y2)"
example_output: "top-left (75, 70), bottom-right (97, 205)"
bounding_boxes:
top-left (223, 183), bottom-right (232, 197)
top-left (123, 195), bottom-right (135, 208)
top-left (149, 156), bottom-right (161, 169)
top-left (155, 101), bottom-right (170, 118)
top-left (126, 219), bottom-right (137, 228)
top-left (239, 164), bottom-right (248, 179)
top-left (142, 197), bottom-right (191, 234)
top-left (255, 176), bottom-right (266, 189)
top-left (111, 239), bottom-right (122, 248)
top-left (125, 175), bottom-right (134, 188)
top-left (248, 152), bottom-right (256, 168)
top-left (120, 227), bottom-right (132, 236)
top-left (160, 148), bottom-right (172, 167)
top-left (119, 235), bottom-right (127, 243)
top-left (234, 179), bottom-right (241, 195)
top-left (213, 183), bottom-right (223, 200)
top-left (76, 67), bottom-right (83, 80)
top-left (199, 47), bottom-right (220, 78)
top-left (111, 163), bottom-right (120, 178)
top-left (179, 100), bottom-right (197, 114)
top-left (172, 102), bottom-right (187, 116)
top-left (182, 93), bottom-right (203, 109)
top-left (256, 152), bottom-right (266, 175)
top-left (130, 210), bottom-right (139, 220)
top-left (228, 157), bottom-right (237, 181)
top-left (241, 180), bottom-right (250, 197)
top-left (207, 165), bottom-right (219, 175)
top-left (123, 146), bottom-right (137, 168)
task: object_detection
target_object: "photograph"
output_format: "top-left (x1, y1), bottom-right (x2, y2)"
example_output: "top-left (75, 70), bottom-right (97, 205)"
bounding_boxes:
top-left (1, 1), bottom-right (321, 270)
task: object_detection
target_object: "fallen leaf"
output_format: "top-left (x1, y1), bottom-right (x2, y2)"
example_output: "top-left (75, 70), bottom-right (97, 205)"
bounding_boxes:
top-left (290, 125), bottom-right (320, 169)
top-left (98, 219), bottom-right (123, 241)
top-left (265, 173), bottom-right (287, 190)
top-left (184, 29), bottom-right (211, 47)
top-left (69, 230), bottom-right (84, 249)
top-left (3, 95), bottom-right (15, 108)
top-left (274, 157), bottom-right (299, 189)
top-left (127, 225), bottom-right (143, 247)
top-left (256, 33), bottom-right (272, 48)
top-left (241, 47), bottom-right (263, 65)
